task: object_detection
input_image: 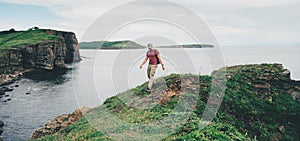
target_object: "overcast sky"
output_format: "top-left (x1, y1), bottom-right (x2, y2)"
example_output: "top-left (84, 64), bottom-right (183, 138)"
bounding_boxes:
top-left (0, 0), bottom-right (299, 46)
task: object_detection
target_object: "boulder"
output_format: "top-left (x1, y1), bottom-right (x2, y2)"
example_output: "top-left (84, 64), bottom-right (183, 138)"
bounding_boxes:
top-left (0, 120), bottom-right (4, 136)
top-left (279, 69), bottom-right (290, 80)
top-left (0, 89), bottom-right (4, 96)
top-left (1, 86), bottom-right (13, 92)
top-left (254, 82), bottom-right (270, 90)
top-left (290, 91), bottom-right (300, 102)
top-left (0, 120), bottom-right (4, 128)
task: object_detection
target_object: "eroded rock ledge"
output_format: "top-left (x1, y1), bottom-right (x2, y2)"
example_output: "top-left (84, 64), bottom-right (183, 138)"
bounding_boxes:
top-left (31, 107), bottom-right (91, 139)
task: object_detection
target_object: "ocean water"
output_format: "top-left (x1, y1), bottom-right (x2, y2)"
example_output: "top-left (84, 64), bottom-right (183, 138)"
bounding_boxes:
top-left (0, 46), bottom-right (299, 140)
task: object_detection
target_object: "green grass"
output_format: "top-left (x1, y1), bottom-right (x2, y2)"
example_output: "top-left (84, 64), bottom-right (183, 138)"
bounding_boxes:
top-left (30, 117), bottom-right (111, 141)
top-left (32, 64), bottom-right (300, 141)
top-left (219, 64), bottom-right (299, 140)
top-left (0, 29), bottom-right (60, 50)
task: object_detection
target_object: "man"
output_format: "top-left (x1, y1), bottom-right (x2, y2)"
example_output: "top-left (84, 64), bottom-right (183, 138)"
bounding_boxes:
top-left (140, 43), bottom-right (165, 91)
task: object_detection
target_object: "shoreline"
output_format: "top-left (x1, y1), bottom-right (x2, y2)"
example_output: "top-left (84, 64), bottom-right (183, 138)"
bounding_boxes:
top-left (0, 67), bottom-right (76, 140)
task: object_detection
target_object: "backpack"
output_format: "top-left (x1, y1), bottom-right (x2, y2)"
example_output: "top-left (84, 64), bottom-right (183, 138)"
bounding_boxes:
top-left (146, 49), bottom-right (160, 64)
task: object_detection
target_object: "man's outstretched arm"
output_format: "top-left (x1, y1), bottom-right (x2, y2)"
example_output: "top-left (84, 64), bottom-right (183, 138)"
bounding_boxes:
top-left (140, 57), bottom-right (148, 69)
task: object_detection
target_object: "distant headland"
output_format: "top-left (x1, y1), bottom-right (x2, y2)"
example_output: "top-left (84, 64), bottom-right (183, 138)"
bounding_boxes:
top-left (79, 40), bottom-right (214, 49)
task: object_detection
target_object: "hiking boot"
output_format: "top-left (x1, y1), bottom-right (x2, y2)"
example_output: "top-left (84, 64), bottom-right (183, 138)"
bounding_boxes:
top-left (146, 87), bottom-right (152, 92)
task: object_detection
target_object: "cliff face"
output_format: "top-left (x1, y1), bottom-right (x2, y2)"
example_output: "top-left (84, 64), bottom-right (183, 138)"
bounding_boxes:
top-left (0, 29), bottom-right (81, 85)
top-left (43, 30), bottom-right (81, 63)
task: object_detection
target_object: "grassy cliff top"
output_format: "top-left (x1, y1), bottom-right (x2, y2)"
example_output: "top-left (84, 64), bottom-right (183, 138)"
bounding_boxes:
top-left (32, 64), bottom-right (300, 141)
top-left (0, 29), bottom-right (60, 50)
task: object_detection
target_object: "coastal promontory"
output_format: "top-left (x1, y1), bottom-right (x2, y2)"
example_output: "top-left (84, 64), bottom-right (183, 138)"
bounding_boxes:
top-left (0, 28), bottom-right (81, 85)
top-left (31, 63), bottom-right (300, 141)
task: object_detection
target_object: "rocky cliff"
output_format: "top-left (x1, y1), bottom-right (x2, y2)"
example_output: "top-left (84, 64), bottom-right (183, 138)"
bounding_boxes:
top-left (0, 29), bottom-right (81, 85)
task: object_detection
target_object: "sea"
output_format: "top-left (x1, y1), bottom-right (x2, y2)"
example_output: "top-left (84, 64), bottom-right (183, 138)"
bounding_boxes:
top-left (0, 46), bottom-right (299, 140)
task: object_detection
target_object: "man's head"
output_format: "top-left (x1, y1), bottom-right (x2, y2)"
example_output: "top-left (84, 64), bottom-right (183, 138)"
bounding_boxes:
top-left (147, 43), bottom-right (154, 50)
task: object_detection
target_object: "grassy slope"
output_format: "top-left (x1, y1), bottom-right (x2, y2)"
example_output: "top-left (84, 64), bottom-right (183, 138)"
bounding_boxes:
top-left (32, 64), bottom-right (300, 141)
top-left (0, 29), bottom-right (59, 50)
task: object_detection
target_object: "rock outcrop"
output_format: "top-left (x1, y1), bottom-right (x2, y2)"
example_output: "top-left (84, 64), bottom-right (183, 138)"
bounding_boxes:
top-left (0, 120), bottom-right (4, 136)
top-left (0, 29), bottom-right (81, 85)
top-left (31, 107), bottom-right (91, 139)
top-left (224, 63), bottom-right (300, 102)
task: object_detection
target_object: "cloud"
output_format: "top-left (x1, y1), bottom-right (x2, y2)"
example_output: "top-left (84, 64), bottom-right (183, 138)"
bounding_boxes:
top-left (0, 0), bottom-right (299, 46)
top-left (180, 0), bottom-right (300, 7)
top-left (0, 0), bottom-right (71, 6)
top-left (106, 21), bottom-right (201, 45)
